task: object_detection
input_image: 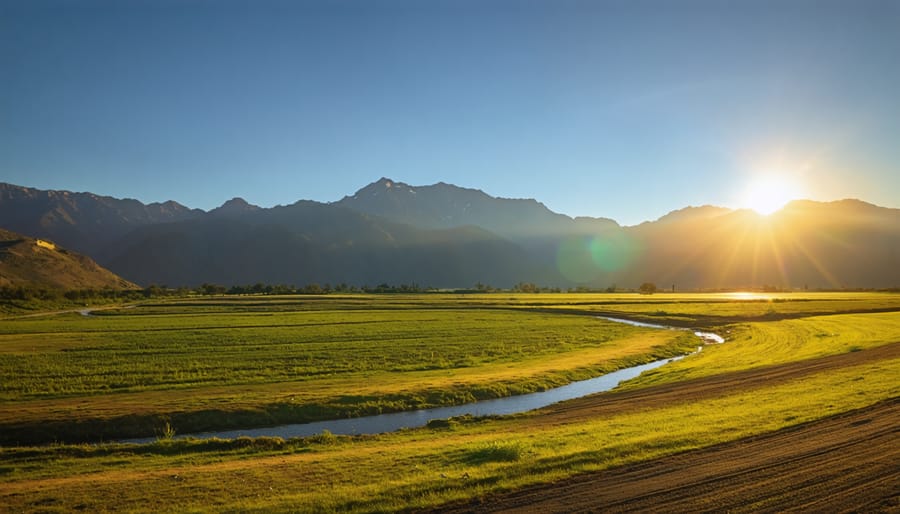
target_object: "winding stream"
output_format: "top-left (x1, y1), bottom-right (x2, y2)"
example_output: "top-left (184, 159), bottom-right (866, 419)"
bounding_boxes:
top-left (601, 316), bottom-right (725, 344)
top-left (125, 317), bottom-right (723, 443)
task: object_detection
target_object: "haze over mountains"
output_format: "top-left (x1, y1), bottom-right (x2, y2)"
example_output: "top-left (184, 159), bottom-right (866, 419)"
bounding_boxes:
top-left (1, 179), bottom-right (897, 290)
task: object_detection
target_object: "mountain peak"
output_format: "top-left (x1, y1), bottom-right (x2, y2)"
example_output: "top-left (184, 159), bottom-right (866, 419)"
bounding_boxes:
top-left (209, 197), bottom-right (260, 217)
top-left (335, 178), bottom-right (619, 238)
top-left (347, 178), bottom-right (418, 200)
top-left (652, 205), bottom-right (732, 224)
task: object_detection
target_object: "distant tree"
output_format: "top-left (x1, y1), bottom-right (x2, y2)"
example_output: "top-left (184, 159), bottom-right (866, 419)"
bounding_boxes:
top-left (514, 282), bottom-right (538, 293)
top-left (302, 283), bottom-right (323, 294)
top-left (199, 283), bottom-right (227, 295)
top-left (143, 284), bottom-right (164, 297)
top-left (638, 282), bottom-right (657, 295)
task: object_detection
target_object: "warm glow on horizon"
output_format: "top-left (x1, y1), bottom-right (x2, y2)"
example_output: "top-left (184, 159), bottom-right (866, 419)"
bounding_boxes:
top-left (727, 292), bottom-right (773, 301)
top-left (741, 173), bottom-right (805, 215)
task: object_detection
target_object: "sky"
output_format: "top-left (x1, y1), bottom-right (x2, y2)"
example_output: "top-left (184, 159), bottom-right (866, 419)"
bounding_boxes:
top-left (2, 0), bottom-right (899, 226)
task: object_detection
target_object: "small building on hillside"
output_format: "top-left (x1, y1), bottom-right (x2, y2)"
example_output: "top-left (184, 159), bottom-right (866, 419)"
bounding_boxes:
top-left (35, 239), bottom-right (56, 250)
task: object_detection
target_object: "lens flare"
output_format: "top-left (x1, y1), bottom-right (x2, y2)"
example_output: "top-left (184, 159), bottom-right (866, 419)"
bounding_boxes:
top-left (556, 231), bottom-right (640, 284)
top-left (589, 231), bottom-right (637, 272)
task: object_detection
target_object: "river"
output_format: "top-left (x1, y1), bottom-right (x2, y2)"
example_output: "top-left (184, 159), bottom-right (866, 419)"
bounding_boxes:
top-left (124, 316), bottom-right (723, 443)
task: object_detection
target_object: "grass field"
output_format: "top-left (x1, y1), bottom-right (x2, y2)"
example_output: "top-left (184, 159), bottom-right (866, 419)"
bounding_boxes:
top-left (0, 296), bottom-right (698, 444)
top-left (1, 292), bottom-right (898, 512)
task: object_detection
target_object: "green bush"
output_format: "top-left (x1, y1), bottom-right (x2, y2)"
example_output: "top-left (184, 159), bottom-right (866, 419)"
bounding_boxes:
top-left (464, 441), bottom-right (530, 464)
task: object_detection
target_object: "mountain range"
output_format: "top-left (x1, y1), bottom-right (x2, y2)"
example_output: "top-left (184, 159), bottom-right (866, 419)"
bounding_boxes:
top-left (1, 179), bottom-right (898, 289)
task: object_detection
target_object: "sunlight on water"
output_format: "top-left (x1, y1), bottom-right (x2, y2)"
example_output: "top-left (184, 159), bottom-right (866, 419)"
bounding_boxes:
top-left (727, 292), bottom-right (772, 301)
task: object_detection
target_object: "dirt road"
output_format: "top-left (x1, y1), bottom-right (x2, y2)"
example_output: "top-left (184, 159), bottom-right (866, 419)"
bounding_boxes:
top-left (434, 345), bottom-right (900, 513)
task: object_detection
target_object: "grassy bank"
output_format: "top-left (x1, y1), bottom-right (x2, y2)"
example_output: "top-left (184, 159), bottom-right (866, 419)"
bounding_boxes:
top-left (623, 310), bottom-right (900, 389)
top-left (2, 350), bottom-right (896, 512)
top-left (0, 298), bottom-right (696, 444)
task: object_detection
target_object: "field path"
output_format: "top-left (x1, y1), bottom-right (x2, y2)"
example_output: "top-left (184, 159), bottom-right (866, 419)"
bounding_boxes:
top-left (436, 398), bottom-right (899, 513)
top-left (0, 303), bottom-right (134, 319)
top-left (528, 341), bottom-right (900, 426)
top-left (432, 345), bottom-right (900, 513)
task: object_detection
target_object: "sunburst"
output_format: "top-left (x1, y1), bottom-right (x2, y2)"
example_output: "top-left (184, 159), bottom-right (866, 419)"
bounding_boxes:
top-left (741, 173), bottom-right (805, 215)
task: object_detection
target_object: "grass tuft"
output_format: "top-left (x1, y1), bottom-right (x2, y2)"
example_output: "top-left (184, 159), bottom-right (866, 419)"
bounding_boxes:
top-left (464, 441), bottom-right (531, 464)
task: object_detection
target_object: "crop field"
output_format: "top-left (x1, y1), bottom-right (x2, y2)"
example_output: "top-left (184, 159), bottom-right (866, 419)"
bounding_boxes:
top-left (1, 292), bottom-right (898, 512)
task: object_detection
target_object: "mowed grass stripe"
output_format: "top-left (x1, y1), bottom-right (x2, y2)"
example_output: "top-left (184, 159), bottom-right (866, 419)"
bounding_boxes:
top-left (2, 330), bottom-right (689, 427)
top-left (623, 310), bottom-right (900, 389)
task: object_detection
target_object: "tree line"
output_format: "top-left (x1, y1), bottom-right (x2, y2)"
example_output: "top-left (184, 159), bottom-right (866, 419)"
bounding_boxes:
top-left (0, 281), bottom-right (649, 302)
top-left (10, 280), bottom-right (865, 302)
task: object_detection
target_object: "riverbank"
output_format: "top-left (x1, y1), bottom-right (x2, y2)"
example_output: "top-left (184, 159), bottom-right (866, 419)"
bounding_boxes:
top-left (119, 316), bottom-right (721, 443)
top-left (3, 340), bottom-right (896, 512)
top-left (1, 300), bottom-right (699, 445)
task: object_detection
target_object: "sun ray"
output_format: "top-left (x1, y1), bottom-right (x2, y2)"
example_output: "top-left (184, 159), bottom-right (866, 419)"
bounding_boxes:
top-left (750, 219), bottom-right (763, 287)
top-left (772, 215), bottom-right (844, 289)
top-left (790, 237), bottom-right (842, 289)
top-left (763, 221), bottom-right (791, 288)
top-left (712, 214), bottom-right (755, 289)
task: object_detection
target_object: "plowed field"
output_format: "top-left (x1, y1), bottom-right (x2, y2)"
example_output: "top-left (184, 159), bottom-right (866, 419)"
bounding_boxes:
top-left (435, 344), bottom-right (900, 513)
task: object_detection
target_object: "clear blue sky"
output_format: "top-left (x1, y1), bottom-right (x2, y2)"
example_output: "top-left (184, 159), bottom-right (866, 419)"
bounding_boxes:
top-left (2, 0), bottom-right (898, 225)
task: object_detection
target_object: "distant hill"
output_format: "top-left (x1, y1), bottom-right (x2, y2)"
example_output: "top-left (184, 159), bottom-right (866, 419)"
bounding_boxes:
top-left (0, 228), bottom-right (137, 290)
top-left (0, 180), bottom-right (897, 289)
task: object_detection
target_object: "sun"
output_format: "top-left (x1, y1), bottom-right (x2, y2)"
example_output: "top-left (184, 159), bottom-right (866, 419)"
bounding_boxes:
top-left (741, 174), bottom-right (805, 215)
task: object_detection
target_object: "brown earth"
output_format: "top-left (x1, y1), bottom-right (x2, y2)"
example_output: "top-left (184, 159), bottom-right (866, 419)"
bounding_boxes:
top-left (0, 228), bottom-right (137, 290)
top-left (1, 345), bottom-right (897, 512)
top-left (522, 306), bottom-right (900, 329)
top-left (528, 342), bottom-right (900, 427)
top-left (431, 344), bottom-right (900, 513)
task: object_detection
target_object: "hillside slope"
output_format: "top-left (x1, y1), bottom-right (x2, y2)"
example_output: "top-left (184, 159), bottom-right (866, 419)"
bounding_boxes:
top-left (0, 229), bottom-right (137, 290)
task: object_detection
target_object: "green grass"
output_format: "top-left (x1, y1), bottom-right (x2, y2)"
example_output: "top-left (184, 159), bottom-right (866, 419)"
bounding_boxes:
top-left (0, 292), bottom-right (897, 512)
top-left (0, 308), bottom-right (666, 397)
top-left (529, 291), bottom-right (900, 326)
top-left (0, 296), bottom-right (699, 443)
top-left (1, 355), bottom-right (895, 512)
top-left (623, 310), bottom-right (900, 389)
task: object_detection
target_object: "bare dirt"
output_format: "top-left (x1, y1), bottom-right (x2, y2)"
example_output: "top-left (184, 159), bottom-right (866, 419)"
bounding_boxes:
top-left (529, 342), bottom-right (900, 426)
top-left (433, 343), bottom-right (900, 513)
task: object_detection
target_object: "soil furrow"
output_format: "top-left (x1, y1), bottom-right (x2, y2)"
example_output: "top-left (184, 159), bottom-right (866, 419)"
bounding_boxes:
top-left (432, 345), bottom-right (900, 513)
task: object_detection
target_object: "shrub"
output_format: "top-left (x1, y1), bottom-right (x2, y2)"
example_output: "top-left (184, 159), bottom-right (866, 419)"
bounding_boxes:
top-left (464, 441), bottom-right (530, 464)
top-left (426, 418), bottom-right (457, 430)
top-left (156, 421), bottom-right (176, 442)
top-left (307, 429), bottom-right (340, 446)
